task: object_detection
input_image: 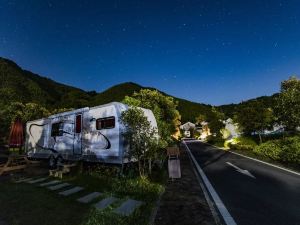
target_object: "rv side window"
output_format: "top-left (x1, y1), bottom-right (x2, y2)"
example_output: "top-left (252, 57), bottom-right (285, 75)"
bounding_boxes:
top-left (96, 117), bottom-right (115, 130)
top-left (51, 122), bottom-right (63, 136)
top-left (75, 115), bottom-right (82, 133)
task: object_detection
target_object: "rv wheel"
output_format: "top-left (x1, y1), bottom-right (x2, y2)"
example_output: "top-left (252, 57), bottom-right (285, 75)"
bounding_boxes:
top-left (56, 156), bottom-right (64, 167)
top-left (49, 155), bottom-right (57, 169)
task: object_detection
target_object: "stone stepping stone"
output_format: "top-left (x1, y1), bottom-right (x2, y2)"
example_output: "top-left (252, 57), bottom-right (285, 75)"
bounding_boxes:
top-left (77, 192), bottom-right (102, 203)
top-left (15, 177), bottom-right (33, 183)
top-left (48, 183), bottom-right (70, 191)
top-left (39, 180), bottom-right (61, 187)
top-left (59, 186), bottom-right (84, 196)
top-left (114, 199), bottom-right (144, 216)
top-left (94, 197), bottom-right (118, 210)
top-left (27, 177), bottom-right (48, 184)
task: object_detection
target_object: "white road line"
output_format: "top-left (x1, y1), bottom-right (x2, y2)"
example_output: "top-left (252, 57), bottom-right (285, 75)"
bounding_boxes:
top-left (183, 141), bottom-right (237, 225)
top-left (194, 140), bottom-right (300, 177)
top-left (228, 151), bottom-right (300, 176)
top-left (226, 162), bottom-right (256, 179)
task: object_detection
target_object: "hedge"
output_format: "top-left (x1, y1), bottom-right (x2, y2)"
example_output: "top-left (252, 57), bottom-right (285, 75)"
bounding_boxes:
top-left (253, 136), bottom-right (300, 164)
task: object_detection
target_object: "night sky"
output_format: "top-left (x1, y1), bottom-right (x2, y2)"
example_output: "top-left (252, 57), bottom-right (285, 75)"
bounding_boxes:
top-left (1, 0), bottom-right (300, 105)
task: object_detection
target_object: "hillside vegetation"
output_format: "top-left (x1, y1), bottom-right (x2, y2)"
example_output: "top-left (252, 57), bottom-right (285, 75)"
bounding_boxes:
top-left (0, 57), bottom-right (276, 123)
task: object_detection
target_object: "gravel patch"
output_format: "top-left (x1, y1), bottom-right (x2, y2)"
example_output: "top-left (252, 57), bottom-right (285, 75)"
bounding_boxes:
top-left (154, 146), bottom-right (216, 225)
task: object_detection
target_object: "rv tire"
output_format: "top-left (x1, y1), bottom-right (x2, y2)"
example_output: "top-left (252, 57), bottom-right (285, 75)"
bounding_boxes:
top-left (48, 155), bottom-right (57, 169)
top-left (56, 155), bottom-right (64, 167)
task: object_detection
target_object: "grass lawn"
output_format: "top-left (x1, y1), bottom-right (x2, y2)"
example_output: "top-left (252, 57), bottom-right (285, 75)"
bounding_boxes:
top-left (0, 167), bottom-right (167, 225)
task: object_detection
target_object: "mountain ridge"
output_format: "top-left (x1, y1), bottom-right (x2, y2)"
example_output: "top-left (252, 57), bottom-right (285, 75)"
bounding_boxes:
top-left (0, 56), bottom-right (276, 122)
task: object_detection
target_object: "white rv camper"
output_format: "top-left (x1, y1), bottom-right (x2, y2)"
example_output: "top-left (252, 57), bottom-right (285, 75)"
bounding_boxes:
top-left (25, 102), bottom-right (157, 166)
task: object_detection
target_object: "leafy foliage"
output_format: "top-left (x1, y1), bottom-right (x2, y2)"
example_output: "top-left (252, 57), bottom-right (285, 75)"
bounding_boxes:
top-left (275, 76), bottom-right (300, 131)
top-left (0, 102), bottom-right (51, 144)
top-left (220, 128), bottom-right (231, 140)
top-left (234, 100), bottom-right (275, 142)
top-left (217, 95), bottom-right (278, 119)
top-left (228, 136), bottom-right (258, 151)
top-left (0, 56), bottom-right (287, 148)
top-left (120, 107), bottom-right (160, 176)
top-left (195, 114), bottom-right (207, 125)
top-left (206, 107), bottom-right (225, 136)
top-left (253, 136), bottom-right (300, 164)
top-left (123, 89), bottom-right (180, 146)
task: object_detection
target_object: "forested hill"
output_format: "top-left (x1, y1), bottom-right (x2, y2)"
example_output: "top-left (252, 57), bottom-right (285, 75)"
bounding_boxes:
top-left (217, 94), bottom-right (278, 119)
top-left (0, 56), bottom-right (276, 122)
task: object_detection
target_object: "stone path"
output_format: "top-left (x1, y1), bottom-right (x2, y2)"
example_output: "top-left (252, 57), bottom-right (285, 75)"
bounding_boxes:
top-left (39, 180), bottom-right (61, 187)
top-left (15, 177), bottom-right (33, 183)
top-left (48, 183), bottom-right (70, 190)
top-left (59, 186), bottom-right (84, 196)
top-left (27, 177), bottom-right (48, 184)
top-left (154, 145), bottom-right (216, 225)
top-left (94, 197), bottom-right (118, 210)
top-left (114, 199), bottom-right (143, 216)
top-left (77, 192), bottom-right (102, 203)
top-left (14, 177), bottom-right (144, 217)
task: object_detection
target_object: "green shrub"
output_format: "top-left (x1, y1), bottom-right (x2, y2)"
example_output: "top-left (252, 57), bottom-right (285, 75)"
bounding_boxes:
top-left (253, 140), bottom-right (282, 160)
top-left (206, 135), bottom-right (224, 147)
top-left (254, 136), bottom-right (300, 163)
top-left (229, 136), bottom-right (257, 150)
top-left (280, 136), bottom-right (300, 163)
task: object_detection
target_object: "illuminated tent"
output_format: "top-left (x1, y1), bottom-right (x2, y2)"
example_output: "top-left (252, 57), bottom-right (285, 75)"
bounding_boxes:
top-left (8, 118), bottom-right (24, 148)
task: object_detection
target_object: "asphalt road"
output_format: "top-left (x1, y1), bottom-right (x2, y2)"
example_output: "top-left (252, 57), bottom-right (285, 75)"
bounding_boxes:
top-left (184, 140), bottom-right (300, 225)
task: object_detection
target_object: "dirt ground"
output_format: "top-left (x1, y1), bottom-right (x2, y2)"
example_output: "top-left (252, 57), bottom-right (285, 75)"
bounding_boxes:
top-left (154, 145), bottom-right (216, 225)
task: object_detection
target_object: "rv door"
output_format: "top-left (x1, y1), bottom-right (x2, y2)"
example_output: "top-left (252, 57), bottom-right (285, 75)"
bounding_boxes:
top-left (73, 114), bottom-right (82, 154)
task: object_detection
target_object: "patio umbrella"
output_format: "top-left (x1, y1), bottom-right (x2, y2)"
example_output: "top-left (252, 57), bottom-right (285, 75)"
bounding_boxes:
top-left (8, 118), bottom-right (24, 148)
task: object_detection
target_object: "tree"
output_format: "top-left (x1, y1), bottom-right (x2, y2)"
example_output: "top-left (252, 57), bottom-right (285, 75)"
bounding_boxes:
top-left (0, 102), bottom-right (50, 145)
top-left (51, 108), bottom-right (74, 114)
top-left (120, 107), bottom-right (159, 176)
top-left (220, 128), bottom-right (231, 140)
top-left (234, 101), bottom-right (275, 143)
top-left (123, 89), bottom-right (181, 146)
top-left (6, 102), bottom-right (50, 123)
top-left (206, 107), bottom-right (225, 136)
top-left (195, 114), bottom-right (207, 125)
top-left (276, 76), bottom-right (300, 132)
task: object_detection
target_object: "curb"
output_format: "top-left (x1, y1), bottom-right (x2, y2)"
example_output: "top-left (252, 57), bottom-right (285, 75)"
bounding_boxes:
top-left (149, 189), bottom-right (165, 225)
top-left (183, 141), bottom-right (237, 225)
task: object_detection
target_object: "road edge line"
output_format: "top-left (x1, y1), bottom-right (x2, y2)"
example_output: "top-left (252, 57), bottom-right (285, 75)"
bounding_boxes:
top-left (187, 147), bottom-right (223, 225)
top-left (202, 141), bottom-right (300, 176)
top-left (183, 141), bottom-right (237, 225)
top-left (228, 151), bottom-right (300, 176)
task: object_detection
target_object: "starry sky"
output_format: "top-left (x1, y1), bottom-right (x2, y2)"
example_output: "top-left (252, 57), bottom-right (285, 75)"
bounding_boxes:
top-left (1, 0), bottom-right (300, 105)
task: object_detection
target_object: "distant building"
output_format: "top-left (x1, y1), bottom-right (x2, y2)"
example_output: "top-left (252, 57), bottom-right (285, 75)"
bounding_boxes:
top-left (180, 122), bottom-right (196, 138)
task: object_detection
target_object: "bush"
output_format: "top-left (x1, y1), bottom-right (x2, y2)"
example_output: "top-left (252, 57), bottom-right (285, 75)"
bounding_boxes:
top-left (229, 136), bottom-right (257, 151)
top-left (253, 140), bottom-right (282, 160)
top-left (207, 135), bottom-right (224, 147)
top-left (280, 136), bottom-right (300, 163)
top-left (254, 136), bottom-right (300, 163)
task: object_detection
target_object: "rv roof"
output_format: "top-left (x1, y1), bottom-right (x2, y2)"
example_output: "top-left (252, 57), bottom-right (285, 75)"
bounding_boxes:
top-left (26, 102), bottom-right (126, 123)
top-left (89, 101), bottom-right (126, 110)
